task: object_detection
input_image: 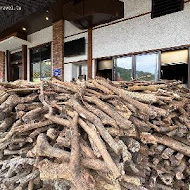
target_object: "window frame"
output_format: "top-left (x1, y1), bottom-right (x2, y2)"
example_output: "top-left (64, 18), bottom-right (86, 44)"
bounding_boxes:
top-left (135, 52), bottom-right (160, 81)
top-left (113, 56), bottom-right (133, 81)
top-left (113, 52), bottom-right (160, 82)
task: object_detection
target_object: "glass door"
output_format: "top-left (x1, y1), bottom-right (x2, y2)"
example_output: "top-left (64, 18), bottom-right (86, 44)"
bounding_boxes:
top-left (10, 51), bottom-right (22, 81)
top-left (30, 43), bottom-right (52, 82)
top-left (11, 63), bottom-right (22, 81)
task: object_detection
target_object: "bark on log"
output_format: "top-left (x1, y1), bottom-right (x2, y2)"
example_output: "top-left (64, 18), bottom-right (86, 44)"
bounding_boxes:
top-left (0, 78), bottom-right (189, 189)
top-left (140, 133), bottom-right (190, 156)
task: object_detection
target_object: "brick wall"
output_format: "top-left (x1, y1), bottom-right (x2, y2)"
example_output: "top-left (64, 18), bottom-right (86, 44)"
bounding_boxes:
top-left (53, 20), bottom-right (64, 80)
top-left (0, 51), bottom-right (5, 82)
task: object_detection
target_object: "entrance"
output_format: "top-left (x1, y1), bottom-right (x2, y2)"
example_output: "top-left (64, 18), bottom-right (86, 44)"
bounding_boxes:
top-left (11, 63), bottom-right (22, 81)
top-left (72, 61), bottom-right (87, 81)
top-left (96, 59), bottom-right (113, 80)
top-left (30, 43), bottom-right (52, 82)
top-left (161, 64), bottom-right (188, 84)
top-left (10, 51), bottom-right (22, 81)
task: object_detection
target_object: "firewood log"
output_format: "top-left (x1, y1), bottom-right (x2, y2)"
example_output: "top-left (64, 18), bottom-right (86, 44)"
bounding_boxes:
top-left (0, 78), bottom-right (189, 189)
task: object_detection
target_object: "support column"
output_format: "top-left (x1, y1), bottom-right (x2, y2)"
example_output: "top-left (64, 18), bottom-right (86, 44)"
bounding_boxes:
top-left (0, 51), bottom-right (5, 82)
top-left (188, 48), bottom-right (190, 89)
top-left (6, 50), bottom-right (11, 82)
top-left (132, 55), bottom-right (136, 80)
top-left (22, 45), bottom-right (27, 80)
top-left (88, 26), bottom-right (93, 79)
top-left (53, 20), bottom-right (64, 81)
top-left (158, 51), bottom-right (161, 81)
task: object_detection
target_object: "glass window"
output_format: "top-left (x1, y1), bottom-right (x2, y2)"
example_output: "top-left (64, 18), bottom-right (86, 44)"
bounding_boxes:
top-left (32, 62), bottom-right (41, 82)
top-left (114, 57), bottom-right (133, 81)
top-left (41, 60), bottom-right (52, 80)
top-left (136, 53), bottom-right (159, 81)
top-left (30, 43), bottom-right (51, 82)
top-left (10, 52), bottom-right (22, 62)
top-left (31, 47), bottom-right (41, 63)
top-left (41, 45), bottom-right (51, 61)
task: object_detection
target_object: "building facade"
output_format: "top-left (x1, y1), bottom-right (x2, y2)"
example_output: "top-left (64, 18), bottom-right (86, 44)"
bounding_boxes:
top-left (0, 0), bottom-right (189, 87)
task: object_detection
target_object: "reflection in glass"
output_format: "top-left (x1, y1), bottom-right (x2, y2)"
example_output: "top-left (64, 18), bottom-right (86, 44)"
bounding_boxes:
top-left (30, 44), bottom-right (52, 82)
top-left (114, 57), bottom-right (132, 81)
top-left (41, 45), bottom-right (51, 61)
top-left (32, 61), bottom-right (51, 82)
top-left (41, 61), bottom-right (52, 80)
top-left (30, 47), bottom-right (41, 63)
top-left (136, 53), bottom-right (158, 81)
top-left (18, 66), bottom-right (22, 80)
top-left (32, 62), bottom-right (41, 82)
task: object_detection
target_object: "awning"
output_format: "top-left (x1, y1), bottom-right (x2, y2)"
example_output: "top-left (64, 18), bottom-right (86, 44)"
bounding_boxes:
top-left (0, 36), bottom-right (30, 52)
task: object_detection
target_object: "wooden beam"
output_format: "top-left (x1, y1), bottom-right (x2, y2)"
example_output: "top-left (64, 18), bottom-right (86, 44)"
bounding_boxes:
top-left (22, 45), bottom-right (27, 80)
top-left (88, 26), bottom-right (93, 79)
top-left (6, 50), bottom-right (11, 82)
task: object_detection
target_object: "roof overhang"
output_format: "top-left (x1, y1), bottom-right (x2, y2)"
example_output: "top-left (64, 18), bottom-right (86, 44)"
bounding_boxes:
top-left (0, 36), bottom-right (30, 52)
top-left (0, 0), bottom-right (124, 38)
top-left (63, 0), bottom-right (124, 29)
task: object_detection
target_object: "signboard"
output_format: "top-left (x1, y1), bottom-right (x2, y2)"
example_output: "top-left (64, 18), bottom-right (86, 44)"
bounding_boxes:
top-left (53, 68), bottom-right (61, 77)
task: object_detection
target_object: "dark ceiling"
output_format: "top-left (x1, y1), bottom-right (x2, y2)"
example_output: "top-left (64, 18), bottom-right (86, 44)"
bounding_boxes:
top-left (0, 0), bottom-right (57, 33)
top-left (0, 0), bottom-right (124, 39)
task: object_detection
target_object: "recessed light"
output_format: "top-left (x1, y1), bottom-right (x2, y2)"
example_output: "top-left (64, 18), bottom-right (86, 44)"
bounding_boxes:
top-left (9, 41), bottom-right (11, 44)
top-left (22, 27), bottom-right (26, 31)
top-left (45, 17), bottom-right (49, 21)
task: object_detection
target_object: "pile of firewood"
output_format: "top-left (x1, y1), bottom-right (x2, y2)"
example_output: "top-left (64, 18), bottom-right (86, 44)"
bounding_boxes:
top-left (0, 77), bottom-right (190, 190)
